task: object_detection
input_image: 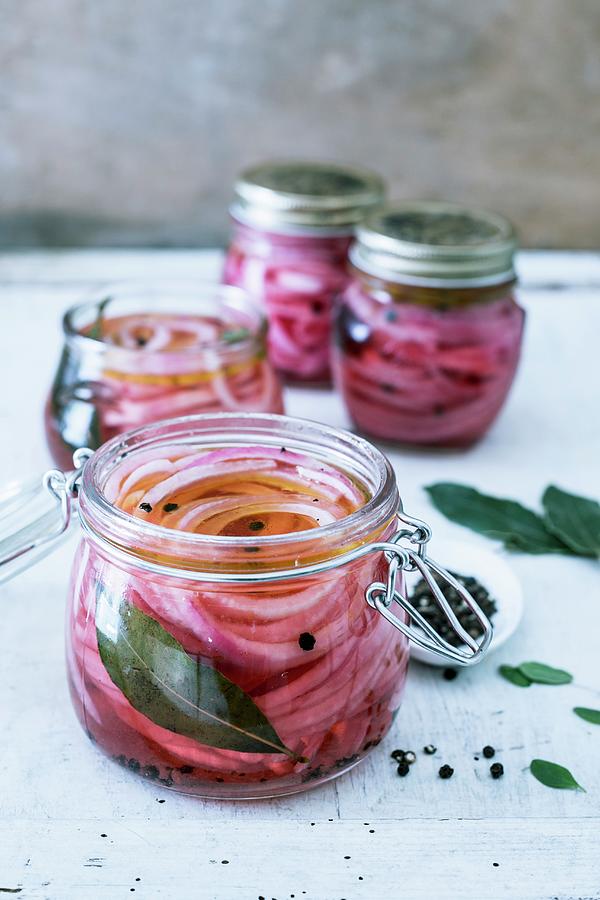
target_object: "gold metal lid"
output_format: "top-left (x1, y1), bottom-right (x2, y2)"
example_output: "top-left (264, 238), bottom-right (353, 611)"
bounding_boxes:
top-left (351, 201), bottom-right (518, 287)
top-left (230, 160), bottom-right (385, 233)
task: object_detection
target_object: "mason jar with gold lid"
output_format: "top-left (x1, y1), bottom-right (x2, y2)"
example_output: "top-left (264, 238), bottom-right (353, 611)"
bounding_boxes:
top-left (333, 201), bottom-right (525, 447)
top-left (224, 161), bottom-right (386, 384)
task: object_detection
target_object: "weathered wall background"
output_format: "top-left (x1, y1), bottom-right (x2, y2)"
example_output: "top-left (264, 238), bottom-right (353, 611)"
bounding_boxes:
top-left (0, 0), bottom-right (598, 248)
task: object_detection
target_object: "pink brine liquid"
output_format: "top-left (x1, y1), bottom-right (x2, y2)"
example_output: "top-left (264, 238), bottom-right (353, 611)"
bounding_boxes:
top-left (46, 306), bottom-right (283, 469)
top-left (333, 281), bottom-right (525, 447)
top-left (224, 223), bottom-right (352, 383)
top-left (66, 444), bottom-right (408, 796)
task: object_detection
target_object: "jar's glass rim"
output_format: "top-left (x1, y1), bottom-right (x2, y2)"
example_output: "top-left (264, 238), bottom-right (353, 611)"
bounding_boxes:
top-left (78, 413), bottom-right (399, 569)
top-left (62, 281), bottom-right (266, 356)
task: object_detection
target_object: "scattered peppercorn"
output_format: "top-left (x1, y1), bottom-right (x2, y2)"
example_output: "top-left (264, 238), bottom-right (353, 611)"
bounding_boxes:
top-left (248, 520), bottom-right (265, 531)
top-left (244, 546), bottom-right (260, 553)
top-left (390, 749), bottom-right (405, 761)
top-left (438, 764), bottom-right (454, 779)
top-left (397, 761), bottom-right (410, 777)
top-left (163, 502), bottom-right (178, 512)
top-left (423, 744), bottom-right (437, 755)
top-left (403, 751), bottom-right (416, 765)
top-left (139, 502), bottom-right (152, 513)
top-left (490, 763), bottom-right (504, 779)
top-left (135, 336), bottom-right (148, 347)
top-left (443, 668), bottom-right (458, 681)
top-left (299, 632), bottom-right (316, 651)
top-left (483, 745), bottom-right (495, 759)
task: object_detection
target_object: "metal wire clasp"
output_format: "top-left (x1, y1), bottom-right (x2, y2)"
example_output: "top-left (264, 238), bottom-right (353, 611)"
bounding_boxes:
top-left (365, 512), bottom-right (493, 665)
top-left (0, 448), bottom-right (94, 581)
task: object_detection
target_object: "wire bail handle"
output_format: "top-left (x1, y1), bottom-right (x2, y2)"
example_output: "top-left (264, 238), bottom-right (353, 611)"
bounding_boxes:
top-left (43, 447), bottom-right (94, 534)
top-left (0, 448), bottom-right (94, 580)
top-left (365, 511), bottom-right (493, 666)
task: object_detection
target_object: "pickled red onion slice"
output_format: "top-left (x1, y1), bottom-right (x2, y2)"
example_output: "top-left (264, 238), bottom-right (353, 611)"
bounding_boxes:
top-left (223, 227), bottom-right (352, 382)
top-left (106, 445), bottom-right (367, 537)
top-left (91, 313), bottom-right (226, 352)
top-left (334, 282), bottom-right (524, 446)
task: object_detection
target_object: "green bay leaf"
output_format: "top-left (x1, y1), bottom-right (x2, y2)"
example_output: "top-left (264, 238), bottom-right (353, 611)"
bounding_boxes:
top-left (518, 661), bottom-right (573, 685)
top-left (542, 485), bottom-right (600, 558)
top-left (96, 587), bottom-right (295, 757)
top-left (573, 706), bottom-right (600, 725)
top-left (530, 758), bottom-right (584, 791)
top-left (425, 483), bottom-right (571, 555)
top-left (498, 664), bottom-right (532, 687)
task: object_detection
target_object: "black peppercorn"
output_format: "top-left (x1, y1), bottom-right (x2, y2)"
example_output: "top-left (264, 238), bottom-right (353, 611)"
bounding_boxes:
top-left (298, 632), bottom-right (316, 651)
top-left (397, 761), bottom-right (410, 777)
top-left (438, 764), bottom-right (454, 779)
top-left (163, 502), bottom-right (178, 512)
top-left (490, 762), bottom-right (504, 779)
top-left (403, 751), bottom-right (416, 765)
top-left (390, 749), bottom-right (405, 761)
top-left (248, 520), bottom-right (265, 531)
top-left (138, 502), bottom-right (152, 513)
top-left (443, 668), bottom-right (458, 681)
top-left (483, 745), bottom-right (495, 759)
top-left (423, 744), bottom-right (436, 755)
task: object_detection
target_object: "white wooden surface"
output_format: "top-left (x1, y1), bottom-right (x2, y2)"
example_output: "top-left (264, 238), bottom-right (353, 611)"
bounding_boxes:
top-left (0, 250), bottom-right (599, 900)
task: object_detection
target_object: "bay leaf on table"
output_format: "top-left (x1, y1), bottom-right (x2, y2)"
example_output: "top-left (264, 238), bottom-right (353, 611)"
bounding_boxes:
top-left (425, 483), bottom-right (573, 554)
top-left (530, 758), bottom-right (585, 791)
top-left (498, 665), bottom-right (532, 687)
top-left (542, 485), bottom-right (600, 558)
top-left (518, 661), bottom-right (573, 685)
top-left (96, 587), bottom-right (296, 758)
top-left (573, 707), bottom-right (600, 725)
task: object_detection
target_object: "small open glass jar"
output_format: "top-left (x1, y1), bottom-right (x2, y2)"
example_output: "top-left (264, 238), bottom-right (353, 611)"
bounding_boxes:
top-left (333, 202), bottom-right (525, 447)
top-left (45, 283), bottom-right (284, 469)
top-left (223, 161), bottom-right (385, 384)
top-left (0, 413), bottom-right (491, 798)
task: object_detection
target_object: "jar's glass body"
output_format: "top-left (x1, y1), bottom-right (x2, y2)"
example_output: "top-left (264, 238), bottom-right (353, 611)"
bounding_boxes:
top-left (45, 285), bottom-right (284, 469)
top-left (65, 414), bottom-right (408, 798)
top-left (224, 221), bottom-right (353, 384)
top-left (333, 272), bottom-right (525, 447)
